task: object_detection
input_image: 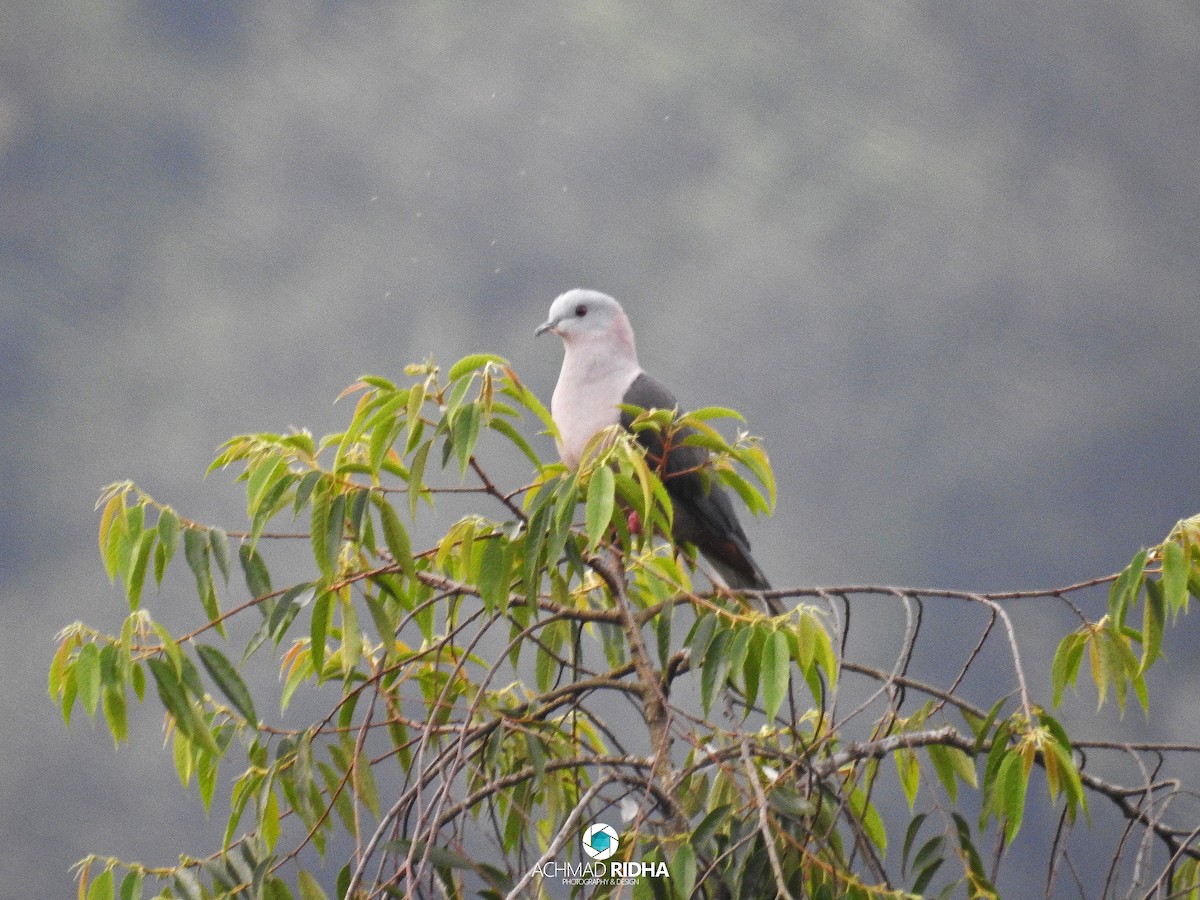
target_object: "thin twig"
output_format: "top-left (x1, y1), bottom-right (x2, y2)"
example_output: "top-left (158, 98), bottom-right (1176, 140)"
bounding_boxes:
top-left (503, 775), bottom-right (615, 900)
top-left (737, 736), bottom-right (799, 900)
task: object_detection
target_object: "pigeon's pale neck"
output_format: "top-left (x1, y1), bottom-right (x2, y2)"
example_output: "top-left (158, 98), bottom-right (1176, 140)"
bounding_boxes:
top-left (550, 313), bottom-right (642, 470)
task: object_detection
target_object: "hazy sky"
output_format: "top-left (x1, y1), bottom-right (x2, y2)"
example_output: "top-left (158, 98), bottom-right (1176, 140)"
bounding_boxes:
top-left (2, 2), bottom-right (1198, 895)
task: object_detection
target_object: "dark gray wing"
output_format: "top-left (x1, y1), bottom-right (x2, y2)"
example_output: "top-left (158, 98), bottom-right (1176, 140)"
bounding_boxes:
top-left (620, 373), bottom-right (772, 593)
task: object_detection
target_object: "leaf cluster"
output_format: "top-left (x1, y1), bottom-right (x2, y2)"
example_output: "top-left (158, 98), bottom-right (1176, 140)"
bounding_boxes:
top-left (51, 357), bottom-right (1200, 900)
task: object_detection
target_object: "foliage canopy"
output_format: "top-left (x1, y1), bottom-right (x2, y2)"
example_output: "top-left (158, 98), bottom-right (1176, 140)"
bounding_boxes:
top-left (52, 355), bottom-right (1200, 899)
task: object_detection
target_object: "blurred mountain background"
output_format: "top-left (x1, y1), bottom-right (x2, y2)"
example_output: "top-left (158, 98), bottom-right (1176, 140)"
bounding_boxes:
top-left (1, 1), bottom-right (1197, 895)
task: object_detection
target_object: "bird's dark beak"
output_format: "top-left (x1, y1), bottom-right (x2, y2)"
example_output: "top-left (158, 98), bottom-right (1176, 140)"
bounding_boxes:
top-left (534, 317), bottom-right (558, 337)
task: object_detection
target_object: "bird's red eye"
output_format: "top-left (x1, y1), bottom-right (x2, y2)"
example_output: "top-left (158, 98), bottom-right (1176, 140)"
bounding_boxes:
top-left (575, 304), bottom-right (588, 317)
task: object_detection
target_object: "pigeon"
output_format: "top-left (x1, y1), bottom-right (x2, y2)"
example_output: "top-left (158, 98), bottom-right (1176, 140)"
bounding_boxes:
top-left (536, 289), bottom-right (774, 601)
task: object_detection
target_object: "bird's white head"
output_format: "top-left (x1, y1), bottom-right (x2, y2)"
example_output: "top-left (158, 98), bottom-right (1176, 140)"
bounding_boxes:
top-left (535, 289), bottom-right (638, 359)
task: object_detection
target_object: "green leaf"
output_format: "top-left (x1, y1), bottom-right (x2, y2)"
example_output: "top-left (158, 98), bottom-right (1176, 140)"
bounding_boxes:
top-left (367, 411), bottom-right (399, 475)
top-left (102, 678), bottom-right (128, 745)
top-left (130, 661), bottom-right (145, 702)
top-left (209, 527), bottom-right (232, 583)
top-left (928, 744), bottom-right (958, 802)
top-left (196, 644), bottom-right (258, 725)
top-left (896, 747), bottom-right (920, 809)
top-left (524, 731), bottom-right (546, 783)
top-left (59, 666), bottom-right (79, 725)
top-left (183, 526), bottom-right (215, 601)
top-left (1171, 857), bottom-right (1200, 900)
top-left (655, 592), bottom-right (674, 669)
top-left (122, 503), bottom-right (144, 558)
top-left (251, 473), bottom-right (294, 547)
top-left (49, 634), bottom-right (75, 699)
top-left (147, 657), bottom-right (192, 734)
top-left (535, 621), bottom-right (563, 693)
top-left (1045, 738), bottom-right (1087, 822)
top-left (584, 466), bottom-right (616, 551)
top-left (271, 584), bottom-right (312, 645)
top-left (146, 657), bottom-right (217, 753)
top-left (353, 745), bottom-right (381, 819)
top-left (405, 380), bottom-right (426, 446)
top-left (998, 751), bottom-right (1028, 843)
top-left (310, 591), bottom-right (334, 676)
top-left (973, 695), bottom-right (1008, 751)
top-left (347, 486), bottom-right (370, 541)
top-left (477, 535), bottom-right (511, 614)
top-left (913, 835), bottom-right (946, 877)
top-left (239, 542), bottom-right (273, 600)
top-left (155, 507), bottom-right (180, 585)
top-left (293, 470), bottom-right (321, 517)
top-left (1099, 625), bottom-right (1133, 710)
top-left (247, 456), bottom-right (289, 519)
top-left (688, 612), bottom-right (719, 666)
top-left (727, 626), bottom-right (753, 702)
top-left (729, 465), bottom-right (774, 514)
top-left (691, 804), bottom-right (732, 852)
top-left (174, 727), bottom-right (194, 786)
top-left (669, 843), bottom-right (697, 899)
top-left (443, 369), bottom-right (477, 424)
top-left (262, 784), bottom-right (281, 851)
top-left (700, 629), bottom-right (732, 714)
top-left (1163, 539), bottom-right (1189, 614)
top-left (542, 476), bottom-right (578, 575)
top-left (318, 759), bottom-right (357, 833)
top-left (488, 417), bottom-right (542, 467)
top-left (902, 812), bottom-right (928, 875)
top-left (448, 352), bottom-right (506, 382)
top-left (789, 611), bottom-right (815, 674)
top-left (224, 770), bottom-right (257, 849)
top-left (324, 492), bottom-right (346, 577)
top-left (678, 428), bottom-right (731, 456)
top-left (1132, 666), bottom-right (1149, 713)
top-left (118, 870), bottom-right (143, 900)
top-left (761, 629), bottom-right (790, 720)
top-left (197, 743), bottom-right (219, 811)
top-left (309, 481), bottom-right (333, 582)
top-left (86, 868), bottom-right (114, 900)
top-left (98, 492), bottom-right (126, 580)
top-left (911, 837), bottom-right (946, 895)
top-left (743, 626), bottom-right (767, 706)
top-left (451, 402), bottom-right (482, 478)
top-left (124, 529), bottom-right (155, 609)
top-left (1140, 577), bottom-right (1166, 674)
top-left (179, 652), bottom-right (205, 699)
top-left (981, 721), bottom-right (1012, 820)
top-left (376, 498), bottom-right (415, 579)
top-left (1051, 630), bottom-right (1087, 707)
top-left (357, 374), bottom-right (397, 391)
top-left (173, 869), bottom-right (203, 900)
top-left (103, 498), bottom-right (131, 584)
top-left (1108, 549), bottom-right (1147, 628)
top-left (948, 744), bottom-right (978, 789)
top-left (686, 405), bottom-right (745, 423)
top-left (952, 812), bottom-right (985, 879)
top-left (737, 443), bottom-right (777, 510)
top-left (807, 612), bottom-right (838, 689)
top-left (408, 440), bottom-right (431, 520)
top-left (848, 783), bottom-right (887, 853)
top-left (500, 367), bottom-right (555, 430)
top-left (77, 642), bottom-right (102, 717)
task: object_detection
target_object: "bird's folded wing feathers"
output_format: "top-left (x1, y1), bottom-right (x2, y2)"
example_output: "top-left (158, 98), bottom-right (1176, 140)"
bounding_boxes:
top-left (619, 373), bottom-right (770, 591)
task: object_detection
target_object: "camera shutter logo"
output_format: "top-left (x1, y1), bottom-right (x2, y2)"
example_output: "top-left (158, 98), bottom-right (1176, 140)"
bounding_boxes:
top-left (582, 823), bottom-right (619, 861)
